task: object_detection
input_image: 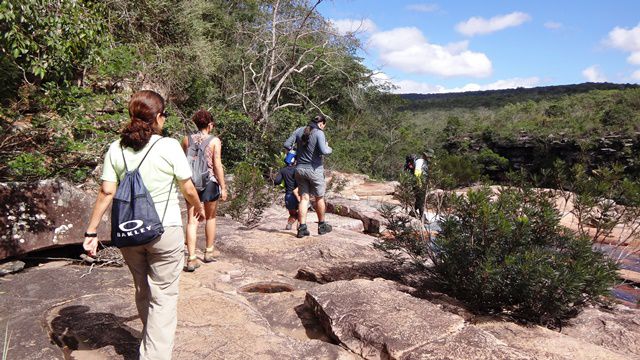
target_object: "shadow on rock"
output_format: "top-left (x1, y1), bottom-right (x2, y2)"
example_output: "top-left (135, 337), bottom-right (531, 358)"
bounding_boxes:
top-left (49, 305), bottom-right (140, 359)
top-left (294, 303), bottom-right (339, 345)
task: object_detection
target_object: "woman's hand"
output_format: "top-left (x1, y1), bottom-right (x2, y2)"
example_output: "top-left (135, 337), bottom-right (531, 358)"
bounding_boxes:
top-left (83, 236), bottom-right (99, 257)
top-left (220, 187), bottom-right (228, 201)
top-left (83, 181), bottom-right (117, 258)
top-left (194, 206), bottom-right (206, 222)
top-left (179, 178), bottom-right (206, 222)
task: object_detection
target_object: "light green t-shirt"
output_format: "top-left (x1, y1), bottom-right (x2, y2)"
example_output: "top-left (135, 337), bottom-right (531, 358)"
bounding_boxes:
top-left (101, 135), bottom-right (192, 227)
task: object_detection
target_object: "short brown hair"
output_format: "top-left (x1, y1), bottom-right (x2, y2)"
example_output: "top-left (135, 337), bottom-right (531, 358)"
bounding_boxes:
top-left (191, 109), bottom-right (214, 130)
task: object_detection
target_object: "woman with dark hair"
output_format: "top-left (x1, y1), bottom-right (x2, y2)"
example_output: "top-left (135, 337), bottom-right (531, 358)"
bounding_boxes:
top-left (283, 114), bottom-right (333, 238)
top-left (83, 90), bottom-right (205, 360)
top-left (181, 109), bottom-right (227, 272)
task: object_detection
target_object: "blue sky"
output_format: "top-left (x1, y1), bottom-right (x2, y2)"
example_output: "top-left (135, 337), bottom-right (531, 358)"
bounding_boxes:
top-left (317, 0), bottom-right (640, 93)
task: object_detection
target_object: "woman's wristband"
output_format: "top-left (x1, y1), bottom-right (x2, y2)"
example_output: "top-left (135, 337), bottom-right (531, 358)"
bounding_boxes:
top-left (84, 232), bottom-right (98, 237)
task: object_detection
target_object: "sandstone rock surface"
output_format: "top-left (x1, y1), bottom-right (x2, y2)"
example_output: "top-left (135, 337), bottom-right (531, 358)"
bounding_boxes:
top-left (305, 279), bottom-right (532, 359)
top-left (0, 180), bottom-right (110, 260)
top-left (2, 181), bottom-right (640, 360)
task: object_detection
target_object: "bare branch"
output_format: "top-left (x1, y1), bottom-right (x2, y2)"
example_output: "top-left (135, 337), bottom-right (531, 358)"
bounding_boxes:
top-left (282, 86), bottom-right (333, 121)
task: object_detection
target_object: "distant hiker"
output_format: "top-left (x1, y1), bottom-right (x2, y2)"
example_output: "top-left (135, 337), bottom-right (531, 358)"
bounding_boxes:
top-left (404, 154), bottom-right (417, 173)
top-left (413, 149), bottom-right (435, 217)
top-left (284, 114), bottom-right (332, 238)
top-left (414, 149), bottom-right (434, 179)
top-left (274, 155), bottom-right (300, 230)
top-left (83, 90), bottom-right (205, 360)
top-left (404, 150), bottom-right (432, 179)
top-left (181, 109), bottom-right (228, 272)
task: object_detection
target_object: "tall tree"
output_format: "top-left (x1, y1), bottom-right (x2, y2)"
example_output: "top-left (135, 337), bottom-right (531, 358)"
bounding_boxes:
top-left (238, 0), bottom-right (363, 127)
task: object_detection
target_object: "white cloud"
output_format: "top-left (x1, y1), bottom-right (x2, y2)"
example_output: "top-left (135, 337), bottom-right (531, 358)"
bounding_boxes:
top-left (582, 65), bottom-right (607, 82)
top-left (373, 73), bottom-right (540, 94)
top-left (544, 21), bottom-right (563, 30)
top-left (628, 52), bottom-right (640, 65)
top-left (406, 3), bottom-right (439, 13)
top-left (447, 77), bottom-right (541, 92)
top-left (606, 23), bottom-right (640, 52)
top-left (330, 18), bottom-right (377, 35)
top-left (456, 12), bottom-right (531, 36)
top-left (605, 24), bottom-right (640, 79)
top-left (368, 27), bottom-right (492, 77)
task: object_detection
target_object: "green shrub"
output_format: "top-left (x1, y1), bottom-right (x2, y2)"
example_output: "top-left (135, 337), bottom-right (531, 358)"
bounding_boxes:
top-left (8, 152), bottom-right (48, 179)
top-left (475, 148), bottom-right (509, 173)
top-left (96, 45), bottom-right (139, 81)
top-left (0, 0), bottom-right (108, 81)
top-left (431, 153), bottom-right (481, 189)
top-left (432, 187), bottom-right (617, 326)
top-left (225, 162), bottom-right (275, 227)
top-left (215, 111), bottom-right (261, 170)
top-left (379, 183), bottom-right (618, 326)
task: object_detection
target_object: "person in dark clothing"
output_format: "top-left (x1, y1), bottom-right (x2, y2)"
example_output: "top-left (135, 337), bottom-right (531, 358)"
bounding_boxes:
top-left (274, 157), bottom-right (300, 230)
top-left (404, 154), bottom-right (417, 173)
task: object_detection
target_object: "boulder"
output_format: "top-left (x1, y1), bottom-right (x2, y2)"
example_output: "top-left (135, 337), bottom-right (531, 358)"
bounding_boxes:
top-left (304, 278), bottom-right (531, 359)
top-left (0, 260), bottom-right (25, 276)
top-left (174, 290), bottom-right (352, 359)
top-left (477, 320), bottom-right (630, 360)
top-left (325, 196), bottom-right (386, 233)
top-left (0, 180), bottom-right (110, 260)
top-left (560, 306), bottom-right (640, 357)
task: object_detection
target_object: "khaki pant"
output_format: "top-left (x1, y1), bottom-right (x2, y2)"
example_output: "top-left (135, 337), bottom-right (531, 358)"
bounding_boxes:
top-left (120, 226), bottom-right (184, 360)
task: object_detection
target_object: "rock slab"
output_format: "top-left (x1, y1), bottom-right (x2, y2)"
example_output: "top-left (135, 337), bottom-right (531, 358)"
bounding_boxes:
top-left (0, 180), bottom-right (110, 260)
top-left (305, 279), bottom-right (531, 359)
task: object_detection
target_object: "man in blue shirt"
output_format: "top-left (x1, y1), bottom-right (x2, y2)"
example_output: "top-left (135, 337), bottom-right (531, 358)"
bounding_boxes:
top-left (284, 115), bottom-right (333, 237)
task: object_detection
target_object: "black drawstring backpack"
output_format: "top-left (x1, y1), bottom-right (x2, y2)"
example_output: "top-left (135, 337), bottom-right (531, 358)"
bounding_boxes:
top-left (111, 138), bottom-right (172, 247)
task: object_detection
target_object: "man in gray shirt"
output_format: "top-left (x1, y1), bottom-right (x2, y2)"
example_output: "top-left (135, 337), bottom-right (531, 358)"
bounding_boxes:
top-left (284, 115), bottom-right (333, 237)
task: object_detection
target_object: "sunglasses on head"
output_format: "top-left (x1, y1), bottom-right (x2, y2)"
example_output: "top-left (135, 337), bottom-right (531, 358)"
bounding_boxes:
top-left (160, 111), bottom-right (169, 118)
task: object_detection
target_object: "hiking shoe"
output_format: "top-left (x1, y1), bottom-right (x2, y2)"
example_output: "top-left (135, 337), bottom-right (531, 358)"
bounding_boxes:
top-left (297, 224), bottom-right (310, 238)
top-left (318, 222), bottom-right (332, 235)
top-left (285, 222), bottom-right (293, 230)
top-left (204, 249), bottom-right (220, 263)
top-left (185, 259), bottom-right (200, 272)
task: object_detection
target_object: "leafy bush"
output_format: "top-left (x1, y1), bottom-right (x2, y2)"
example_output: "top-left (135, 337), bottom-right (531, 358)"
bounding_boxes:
top-left (8, 152), bottom-right (48, 179)
top-left (378, 184), bottom-right (618, 326)
top-left (0, 0), bottom-right (108, 81)
top-left (475, 148), bottom-right (509, 173)
top-left (225, 162), bottom-right (276, 227)
top-left (434, 187), bottom-right (617, 325)
top-left (431, 153), bottom-right (482, 189)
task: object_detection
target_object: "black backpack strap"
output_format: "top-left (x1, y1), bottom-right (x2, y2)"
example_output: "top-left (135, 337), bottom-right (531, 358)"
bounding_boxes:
top-left (137, 137), bottom-right (163, 168)
top-left (120, 137), bottom-right (163, 172)
top-left (121, 147), bottom-right (129, 172)
top-left (160, 178), bottom-right (174, 223)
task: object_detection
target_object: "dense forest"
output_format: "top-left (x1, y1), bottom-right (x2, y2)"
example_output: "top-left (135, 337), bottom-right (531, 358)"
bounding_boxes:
top-left (0, 0), bottom-right (419, 182)
top-left (401, 82), bottom-right (639, 109)
top-left (1, 0), bottom-right (640, 186)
